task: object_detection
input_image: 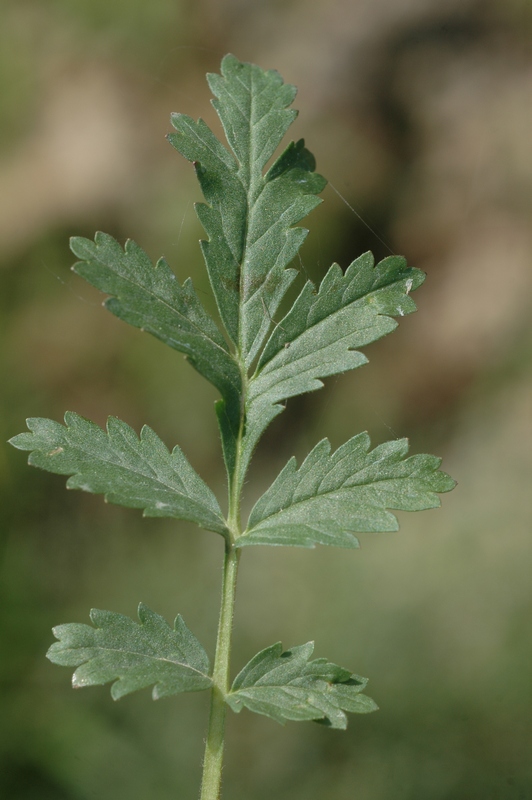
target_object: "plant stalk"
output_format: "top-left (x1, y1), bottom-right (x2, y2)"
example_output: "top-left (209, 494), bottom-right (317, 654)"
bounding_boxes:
top-left (199, 542), bottom-right (240, 800)
top-left (200, 354), bottom-right (246, 799)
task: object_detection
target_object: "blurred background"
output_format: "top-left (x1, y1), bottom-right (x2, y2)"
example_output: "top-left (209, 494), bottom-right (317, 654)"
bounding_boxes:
top-left (1, 1), bottom-right (531, 798)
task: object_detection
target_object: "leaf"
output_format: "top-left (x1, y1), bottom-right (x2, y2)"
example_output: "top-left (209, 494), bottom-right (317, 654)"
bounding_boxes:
top-left (238, 432), bottom-right (456, 548)
top-left (226, 642), bottom-right (377, 728)
top-left (9, 413), bottom-right (227, 536)
top-left (47, 604), bottom-right (212, 700)
top-left (70, 232), bottom-right (241, 437)
top-left (234, 252), bottom-right (426, 493)
top-left (167, 54), bottom-right (327, 365)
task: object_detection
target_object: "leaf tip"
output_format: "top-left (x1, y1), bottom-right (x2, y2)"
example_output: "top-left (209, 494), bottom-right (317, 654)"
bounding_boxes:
top-left (45, 642), bottom-right (59, 663)
top-left (110, 682), bottom-right (125, 701)
top-left (72, 672), bottom-right (89, 689)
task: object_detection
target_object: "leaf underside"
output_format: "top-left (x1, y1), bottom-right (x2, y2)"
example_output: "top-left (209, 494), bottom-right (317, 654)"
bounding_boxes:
top-left (227, 642), bottom-right (377, 728)
top-left (70, 232), bottom-right (242, 441)
top-left (9, 54), bottom-right (455, 549)
top-left (238, 252), bottom-right (425, 488)
top-left (168, 54), bottom-right (327, 474)
top-left (239, 432), bottom-right (456, 549)
top-left (62, 56), bottom-right (432, 495)
top-left (7, 54), bottom-right (458, 743)
top-left (168, 55), bottom-right (326, 363)
top-left (9, 413), bottom-right (227, 536)
top-left (47, 604), bottom-right (212, 700)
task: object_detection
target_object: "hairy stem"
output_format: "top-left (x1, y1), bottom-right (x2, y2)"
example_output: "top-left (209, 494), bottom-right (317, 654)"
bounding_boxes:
top-left (199, 542), bottom-right (240, 800)
top-left (199, 353), bottom-right (247, 799)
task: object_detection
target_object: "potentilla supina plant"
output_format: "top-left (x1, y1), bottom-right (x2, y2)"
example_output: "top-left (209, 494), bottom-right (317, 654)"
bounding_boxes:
top-left (10, 55), bottom-right (455, 800)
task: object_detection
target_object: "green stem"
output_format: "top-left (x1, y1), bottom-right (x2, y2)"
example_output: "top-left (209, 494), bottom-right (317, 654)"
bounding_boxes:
top-left (199, 542), bottom-right (240, 800)
top-left (200, 355), bottom-right (246, 799)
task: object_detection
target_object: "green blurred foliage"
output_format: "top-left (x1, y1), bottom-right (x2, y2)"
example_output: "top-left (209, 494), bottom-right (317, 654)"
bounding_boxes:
top-left (1, 0), bottom-right (531, 798)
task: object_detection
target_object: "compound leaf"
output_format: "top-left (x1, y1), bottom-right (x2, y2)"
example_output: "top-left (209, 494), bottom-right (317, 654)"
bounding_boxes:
top-left (238, 432), bottom-right (456, 548)
top-left (226, 642), bottom-right (377, 728)
top-left (70, 233), bottom-right (241, 435)
top-left (47, 603), bottom-right (212, 700)
top-left (9, 413), bottom-right (227, 536)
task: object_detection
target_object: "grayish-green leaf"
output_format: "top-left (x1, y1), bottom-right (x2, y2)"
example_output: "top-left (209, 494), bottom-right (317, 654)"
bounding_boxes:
top-left (47, 603), bottom-right (212, 700)
top-left (234, 252), bottom-right (426, 494)
top-left (226, 642), bottom-right (377, 728)
top-left (9, 413), bottom-right (227, 536)
top-left (238, 432), bottom-right (456, 548)
top-left (167, 54), bottom-right (326, 365)
top-left (70, 233), bottom-right (241, 432)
